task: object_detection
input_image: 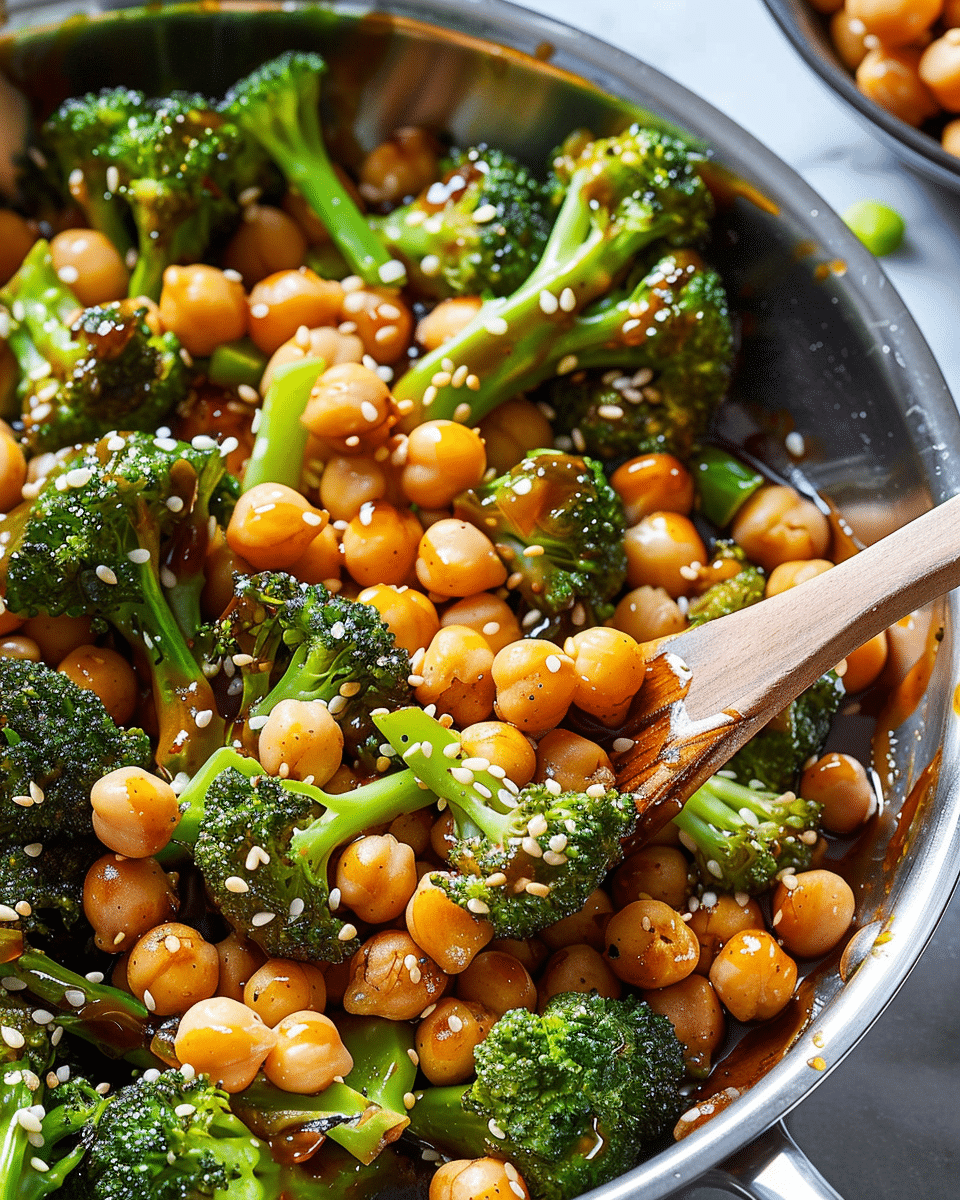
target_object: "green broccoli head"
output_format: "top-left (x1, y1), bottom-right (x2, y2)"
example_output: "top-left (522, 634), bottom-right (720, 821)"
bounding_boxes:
top-left (372, 145), bottom-right (554, 298)
top-left (0, 996), bottom-right (54, 1074)
top-left (686, 542), bottom-right (765, 627)
top-left (0, 658), bottom-right (151, 842)
top-left (455, 450), bottom-right (627, 639)
top-left (0, 837), bottom-right (101, 941)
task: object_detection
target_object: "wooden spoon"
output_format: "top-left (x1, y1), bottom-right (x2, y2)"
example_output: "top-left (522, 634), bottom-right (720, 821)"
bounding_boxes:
top-left (614, 491), bottom-right (960, 837)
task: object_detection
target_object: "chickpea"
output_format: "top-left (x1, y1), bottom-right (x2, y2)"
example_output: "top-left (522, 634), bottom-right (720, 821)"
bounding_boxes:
top-left (246, 268), bottom-right (343, 355)
top-left (539, 888), bottom-right (614, 951)
top-left (388, 808), bottom-right (435, 857)
top-left (401, 420), bottom-right (487, 509)
top-left (919, 30), bottom-right (960, 111)
top-left (610, 584), bottom-right (687, 643)
top-left (642, 975), bottom-right (726, 1077)
top-left (83, 853), bottom-right (178, 953)
top-left (801, 752), bottom-right (876, 834)
top-left (258, 698), bottom-right (344, 786)
top-left (342, 930), bottom-right (448, 1020)
top-left (406, 874), bottom-right (494, 974)
top-left (175, 996), bottom-right (277, 1092)
top-left (604, 899), bottom-right (700, 989)
top-left (0, 209), bottom-right (35, 286)
top-left (416, 296), bottom-right (483, 351)
top-left (440, 593), bottom-right (523, 655)
top-left (58, 644), bottom-right (138, 724)
top-left (359, 127), bottom-right (441, 206)
top-left (730, 485), bottom-right (830, 573)
top-left (430, 809), bottom-right (458, 863)
top-left (846, 0), bottom-right (943, 48)
top-left (415, 626), bottom-right (496, 726)
top-left (49, 229), bottom-right (128, 305)
top-left (90, 766), bottom-right (181, 858)
top-left (477, 397), bottom-right (554, 475)
top-left (944, 117), bottom-right (960, 157)
top-left (286, 523), bottom-right (344, 586)
top-left (623, 512), bottom-right (708, 598)
top-left (0, 430), bottom-right (27, 513)
top-left (688, 893), bottom-right (766, 977)
top-left (487, 936), bottom-right (548, 976)
top-left (127, 921), bottom-right (220, 1016)
top-left (772, 870), bottom-right (856, 959)
top-left (215, 931), bottom-right (267, 1002)
top-left (765, 558), bottom-right (833, 598)
top-left (243, 959), bottom-right (327, 1025)
top-left (319, 453), bottom-right (391, 522)
top-left (534, 728), bottom-right (614, 793)
top-left (357, 583), bottom-right (439, 655)
top-left (158, 264), bottom-right (248, 357)
top-left (491, 639), bottom-right (577, 735)
top-left (459, 720), bottom-right (537, 787)
top-left (565, 626), bottom-right (645, 725)
top-left (456, 950), bottom-right (537, 1017)
top-left (342, 501), bottom-right (422, 587)
top-left (830, 8), bottom-right (873, 72)
top-left (339, 285), bottom-right (413, 365)
top-left (263, 1009), bottom-right (353, 1093)
top-left (0, 634), bottom-right (39, 661)
top-left (709, 929), bottom-right (798, 1022)
top-left (416, 997), bottom-right (497, 1086)
top-left (539, 944), bottom-right (621, 1007)
top-left (611, 453), bottom-right (694, 525)
top-left (226, 482), bottom-right (328, 571)
top-left (839, 629), bottom-right (888, 694)
top-left (856, 47), bottom-right (940, 128)
top-left (20, 614), bottom-right (94, 664)
top-left (336, 833), bottom-right (418, 924)
top-left (261, 325), bottom-right (365, 394)
top-left (223, 204), bottom-right (308, 288)
top-left (415, 519), bottom-right (507, 598)
top-left (430, 1158), bottom-right (531, 1200)
top-left (610, 845), bottom-right (690, 910)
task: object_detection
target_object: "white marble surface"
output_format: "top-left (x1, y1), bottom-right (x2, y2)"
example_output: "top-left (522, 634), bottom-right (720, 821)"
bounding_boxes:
top-left (514, 3), bottom-right (960, 1198)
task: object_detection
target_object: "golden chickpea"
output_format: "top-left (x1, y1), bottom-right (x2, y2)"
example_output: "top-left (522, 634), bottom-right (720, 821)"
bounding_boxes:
top-left (175, 996), bottom-right (277, 1092)
top-left (610, 585), bottom-right (687, 643)
top-left (222, 204), bottom-right (308, 288)
top-left (856, 46), bottom-right (940, 127)
top-left (415, 519), bottom-right (507, 597)
top-left (243, 959), bottom-right (327, 1025)
top-left (611, 453), bottom-right (695, 524)
top-left (623, 512), bottom-right (708, 598)
top-left (709, 929), bottom-right (798, 1022)
top-left (921, 28), bottom-right (960, 110)
top-left (0, 209), bottom-right (35, 286)
top-left (477, 397), bottom-right (554, 475)
top-left (58, 644), bottom-right (138, 725)
top-left (430, 1158), bottom-right (531, 1200)
top-left (440, 593), bottom-right (523, 655)
top-left (21, 613), bottom-right (94, 665)
top-left (357, 583), bottom-right (439, 655)
top-left (459, 720), bottom-right (537, 788)
top-left (566, 626), bottom-right (645, 725)
top-left (158, 264), bottom-right (248, 357)
top-left (260, 325), bottom-right (364, 393)
top-left (830, 9), bottom-right (872, 72)
top-left (336, 833), bottom-right (418, 924)
top-left (801, 752), bottom-right (876, 834)
top-left (539, 888), bottom-right (614, 952)
top-left (401, 420), bottom-right (487, 509)
top-left (611, 845), bottom-right (690, 910)
top-left (247, 268), bottom-right (343, 355)
top-left (264, 1009), bottom-right (354, 1093)
top-left (359, 127), bottom-right (441, 206)
top-left (286, 523), bottom-right (344, 586)
top-left (257, 698), bottom-right (344, 786)
top-left (772, 870), bottom-right (856, 959)
top-left (642, 975), bottom-right (726, 1077)
top-left (539, 944), bottom-right (622, 1007)
top-left (388, 808), bottom-right (435, 858)
top-left (839, 629), bottom-right (888, 693)
top-left (215, 931), bottom-right (267, 1002)
top-left (534, 728), bottom-right (614, 793)
top-left (765, 558), bottom-right (833, 598)
top-left (688, 893), bottom-right (766, 977)
top-left (342, 930), bottom-right (448, 1020)
top-left (90, 766), bottom-right (181, 858)
top-left (339, 285), bottom-right (413, 365)
top-left (226, 482), bottom-right (328, 571)
top-left (342, 501), bottom-right (422, 587)
top-left (491, 639), bottom-right (577, 735)
top-left (943, 117), bottom-right (960, 157)
top-left (406, 874), bottom-right (494, 974)
top-left (415, 626), bottom-right (496, 726)
top-left (847, 0), bottom-right (943, 47)
top-left (82, 853), bottom-right (178, 953)
top-left (0, 635), bottom-right (40, 661)
top-left (604, 899), bottom-right (700, 988)
top-left (731, 485), bottom-right (831, 573)
top-left (487, 936), bottom-right (548, 976)
top-left (127, 921), bottom-right (220, 1016)
top-left (416, 296), bottom-right (484, 351)
top-left (49, 228), bottom-right (128, 305)
top-left (301, 362), bottom-right (393, 449)
top-left (319, 454), bottom-right (391, 522)
top-left (0, 431), bottom-right (27, 513)
top-left (416, 997), bottom-right (497, 1086)
top-left (456, 950), bottom-right (537, 1016)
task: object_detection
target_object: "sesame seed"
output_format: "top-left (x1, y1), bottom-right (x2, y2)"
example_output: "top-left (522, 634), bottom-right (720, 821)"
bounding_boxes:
top-left (612, 737), bottom-right (634, 754)
top-left (174, 1103), bottom-right (196, 1118)
top-left (251, 912), bottom-right (276, 927)
top-left (545, 654), bottom-right (562, 673)
top-left (328, 888), bottom-right (342, 911)
top-left (237, 383), bottom-right (260, 405)
top-left (95, 565), bottom-right (118, 585)
top-left (557, 354), bottom-right (579, 375)
top-left (1, 1027), bottom-right (25, 1049)
top-left (559, 287), bottom-right (576, 312)
top-left (484, 315), bottom-right (509, 335)
top-left (64, 989), bottom-right (86, 1007)
top-left (105, 165), bottom-right (120, 194)
top-left (453, 402), bottom-right (472, 422)
top-left (403, 1092), bottom-right (417, 1110)
top-left (521, 837), bottom-right (543, 858)
top-left (251, 302), bottom-right (270, 319)
top-left (31, 1010), bottom-right (54, 1025)
top-left (450, 767), bottom-right (475, 786)
top-left (539, 290), bottom-right (559, 314)
top-left (378, 259), bottom-right (406, 284)
top-left (374, 324), bottom-right (398, 344)
top-left (488, 1118), bottom-right (506, 1139)
top-left (544, 778), bottom-right (562, 797)
top-left (23, 844), bottom-right (42, 858)
top-left (543, 850), bottom-right (568, 866)
top-left (467, 897), bottom-right (490, 915)
top-left (143, 990), bottom-right (156, 1012)
top-left (338, 923), bottom-right (358, 941)
top-left (225, 876), bottom-right (249, 894)
top-left (420, 254), bottom-right (441, 276)
top-left (194, 709), bottom-right (213, 729)
top-left (473, 203), bottom-right (498, 223)
top-left (451, 364), bottom-right (469, 388)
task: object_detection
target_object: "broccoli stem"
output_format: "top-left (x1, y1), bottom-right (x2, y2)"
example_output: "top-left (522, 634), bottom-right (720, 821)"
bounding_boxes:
top-left (241, 356), bottom-right (325, 493)
top-left (162, 746), bottom-right (263, 854)
top-left (691, 446), bottom-right (765, 527)
top-left (207, 338), bottom-right (269, 390)
top-left (0, 1066), bottom-right (36, 1200)
top-left (338, 1015), bottom-right (417, 1117)
top-left (405, 1084), bottom-right (491, 1160)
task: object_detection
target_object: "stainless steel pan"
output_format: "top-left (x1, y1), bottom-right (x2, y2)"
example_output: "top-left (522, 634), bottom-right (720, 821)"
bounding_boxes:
top-left (2, 3), bottom-right (958, 1197)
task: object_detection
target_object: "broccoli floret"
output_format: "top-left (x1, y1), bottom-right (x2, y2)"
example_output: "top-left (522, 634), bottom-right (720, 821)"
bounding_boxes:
top-left (407, 992), bottom-right (685, 1200)
top-left (673, 773), bottom-right (822, 894)
top-left (454, 450), bottom-right (627, 639)
top-left (0, 431), bottom-right (232, 777)
top-left (370, 145), bottom-right (554, 298)
top-left (686, 541), bottom-right (765, 627)
top-left (0, 837), bottom-right (101, 942)
top-left (222, 52), bottom-right (402, 287)
top-left (0, 657), bottom-right (151, 842)
top-left (543, 251), bottom-right (734, 464)
top-left (375, 707), bottom-right (637, 939)
top-left (726, 672), bottom-right (845, 793)
top-left (0, 240), bottom-right (190, 452)
top-left (392, 124), bottom-right (714, 426)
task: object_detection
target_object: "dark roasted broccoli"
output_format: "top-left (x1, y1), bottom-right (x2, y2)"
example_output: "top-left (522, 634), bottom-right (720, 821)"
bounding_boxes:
top-left (673, 773), bottom-right (822, 894)
top-left (222, 52), bottom-right (402, 287)
top-left (392, 125), bottom-right (714, 425)
top-left (0, 837), bottom-right (101, 942)
top-left (0, 239), bottom-right (190, 452)
top-left (686, 541), bottom-right (765, 627)
top-left (454, 449), bottom-right (627, 639)
top-left (370, 144), bottom-right (554, 298)
top-left (407, 992), bottom-right (685, 1200)
top-left (0, 431), bottom-right (233, 777)
top-left (0, 657), bottom-right (151, 842)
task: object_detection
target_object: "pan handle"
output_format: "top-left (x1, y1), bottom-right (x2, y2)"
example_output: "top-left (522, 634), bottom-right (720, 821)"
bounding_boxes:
top-left (684, 1122), bottom-right (844, 1199)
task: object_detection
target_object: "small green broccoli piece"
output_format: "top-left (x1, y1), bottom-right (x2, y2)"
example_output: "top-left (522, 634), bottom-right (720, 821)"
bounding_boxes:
top-left (690, 445), bottom-right (765, 527)
top-left (0, 657), bottom-right (151, 842)
top-left (726, 672), bottom-right (845, 794)
top-left (222, 52), bottom-right (401, 287)
top-left (407, 992), bottom-right (685, 1200)
top-left (673, 773), bottom-right (822, 894)
top-left (0, 240), bottom-right (190, 452)
top-left (392, 124), bottom-right (714, 425)
top-left (686, 542), bottom-right (765, 627)
top-left (370, 145), bottom-right (554, 298)
top-left (454, 450), bottom-right (626, 639)
top-left (0, 837), bottom-right (101, 942)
